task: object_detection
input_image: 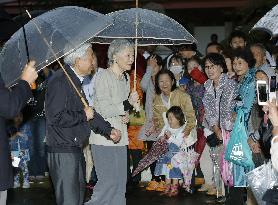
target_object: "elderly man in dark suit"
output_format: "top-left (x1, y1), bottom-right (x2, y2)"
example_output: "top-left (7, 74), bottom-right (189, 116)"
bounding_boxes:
top-left (45, 43), bottom-right (121, 205)
top-left (0, 61), bottom-right (38, 205)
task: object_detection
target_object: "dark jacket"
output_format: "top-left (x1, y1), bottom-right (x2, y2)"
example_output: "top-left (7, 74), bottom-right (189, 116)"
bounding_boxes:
top-left (0, 75), bottom-right (32, 191)
top-left (45, 65), bottom-right (113, 153)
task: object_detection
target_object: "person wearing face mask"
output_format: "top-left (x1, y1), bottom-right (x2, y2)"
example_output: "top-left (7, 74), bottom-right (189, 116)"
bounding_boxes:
top-left (167, 54), bottom-right (184, 82)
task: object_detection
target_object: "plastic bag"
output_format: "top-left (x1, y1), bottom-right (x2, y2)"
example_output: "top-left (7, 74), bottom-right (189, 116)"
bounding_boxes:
top-left (246, 161), bottom-right (278, 205)
top-left (225, 109), bottom-right (254, 169)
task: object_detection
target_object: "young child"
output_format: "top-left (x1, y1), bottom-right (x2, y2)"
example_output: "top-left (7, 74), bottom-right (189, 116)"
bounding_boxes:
top-left (178, 76), bottom-right (190, 93)
top-left (8, 113), bottom-right (32, 189)
top-left (154, 106), bottom-right (197, 197)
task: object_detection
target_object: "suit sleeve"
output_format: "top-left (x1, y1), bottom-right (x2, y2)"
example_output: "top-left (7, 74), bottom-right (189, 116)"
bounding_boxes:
top-left (88, 111), bottom-right (113, 137)
top-left (46, 79), bottom-right (87, 128)
top-left (0, 79), bottom-right (32, 119)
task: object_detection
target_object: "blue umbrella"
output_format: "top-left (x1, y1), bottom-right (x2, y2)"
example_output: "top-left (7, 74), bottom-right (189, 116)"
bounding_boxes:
top-left (0, 6), bottom-right (112, 86)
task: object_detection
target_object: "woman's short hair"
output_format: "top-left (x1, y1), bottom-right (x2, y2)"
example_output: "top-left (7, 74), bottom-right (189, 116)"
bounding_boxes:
top-left (203, 53), bottom-right (228, 73)
top-left (154, 69), bottom-right (177, 95)
top-left (166, 106), bottom-right (185, 126)
top-left (107, 39), bottom-right (134, 66)
top-left (64, 43), bottom-right (92, 66)
top-left (232, 48), bottom-right (256, 68)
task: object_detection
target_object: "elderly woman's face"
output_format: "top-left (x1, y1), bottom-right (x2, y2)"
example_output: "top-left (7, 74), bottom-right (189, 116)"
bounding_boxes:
top-left (115, 47), bottom-right (134, 71)
top-left (204, 59), bottom-right (222, 82)
top-left (76, 47), bottom-right (96, 76)
top-left (158, 73), bottom-right (173, 95)
top-left (233, 57), bottom-right (249, 77)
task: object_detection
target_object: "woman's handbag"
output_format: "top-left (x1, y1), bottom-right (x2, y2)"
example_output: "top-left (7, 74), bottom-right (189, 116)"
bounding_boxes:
top-left (206, 133), bottom-right (222, 147)
top-left (225, 109), bottom-right (255, 169)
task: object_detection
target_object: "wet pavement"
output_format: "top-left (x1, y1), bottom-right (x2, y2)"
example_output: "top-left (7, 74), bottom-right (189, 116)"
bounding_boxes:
top-left (7, 180), bottom-right (212, 205)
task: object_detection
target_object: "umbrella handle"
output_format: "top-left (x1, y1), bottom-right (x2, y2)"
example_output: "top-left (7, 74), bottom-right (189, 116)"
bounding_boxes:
top-left (26, 10), bottom-right (89, 108)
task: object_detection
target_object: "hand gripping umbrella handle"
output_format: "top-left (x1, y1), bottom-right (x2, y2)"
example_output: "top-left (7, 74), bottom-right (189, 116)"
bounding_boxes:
top-left (26, 10), bottom-right (89, 108)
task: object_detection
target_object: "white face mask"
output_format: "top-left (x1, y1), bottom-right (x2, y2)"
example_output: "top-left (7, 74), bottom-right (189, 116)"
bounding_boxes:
top-left (169, 65), bottom-right (183, 75)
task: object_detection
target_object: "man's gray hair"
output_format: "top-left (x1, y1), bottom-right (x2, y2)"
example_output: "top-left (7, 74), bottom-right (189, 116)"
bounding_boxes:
top-left (107, 39), bottom-right (134, 66)
top-left (64, 43), bottom-right (92, 66)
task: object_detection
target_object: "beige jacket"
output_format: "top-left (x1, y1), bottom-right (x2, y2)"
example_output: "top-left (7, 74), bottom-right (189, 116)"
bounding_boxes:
top-left (89, 69), bottom-right (130, 146)
top-left (153, 89), bottom-right (196, 135)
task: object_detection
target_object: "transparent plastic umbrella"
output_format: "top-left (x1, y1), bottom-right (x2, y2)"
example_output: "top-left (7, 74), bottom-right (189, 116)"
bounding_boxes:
top-left (93, 8), bottom-right (197, 46)
top-left (252, 4), bottom-right (278, 37)
top-left (0, 6), bottom-right (112, 86)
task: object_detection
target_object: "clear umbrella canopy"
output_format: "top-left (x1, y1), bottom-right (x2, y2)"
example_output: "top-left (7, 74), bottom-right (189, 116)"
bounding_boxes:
top-left (252, 4), bottom-right (278, 37)
top-left (0, 6), bottom-right (112, 86)
top-left (93, 8), bottom-right (197, 45)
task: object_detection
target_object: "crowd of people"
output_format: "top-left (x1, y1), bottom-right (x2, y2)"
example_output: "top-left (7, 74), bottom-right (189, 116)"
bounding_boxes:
top-left (0, 28), bottom-right (278, 205)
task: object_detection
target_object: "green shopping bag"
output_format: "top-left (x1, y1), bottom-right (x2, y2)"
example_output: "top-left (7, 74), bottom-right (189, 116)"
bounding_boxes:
top-left (225, 109), bottom-right (255, 169)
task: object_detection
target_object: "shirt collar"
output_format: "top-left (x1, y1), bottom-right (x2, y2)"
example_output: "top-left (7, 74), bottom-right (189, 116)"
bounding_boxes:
top-left (69, 66), bottom-right (84, 83)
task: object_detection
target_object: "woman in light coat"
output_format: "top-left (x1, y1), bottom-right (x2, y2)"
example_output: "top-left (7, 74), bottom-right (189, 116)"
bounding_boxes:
top-left (86, 39), bottom-right (139, 205)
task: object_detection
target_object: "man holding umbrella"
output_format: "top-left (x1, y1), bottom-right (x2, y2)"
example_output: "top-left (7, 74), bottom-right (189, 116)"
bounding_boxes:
top-left (45, 43), bottom-right (121, 205)
top-left (0, 61), bottom-right (38, 205)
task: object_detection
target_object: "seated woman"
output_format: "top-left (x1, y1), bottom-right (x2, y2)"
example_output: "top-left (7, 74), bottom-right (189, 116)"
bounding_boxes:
top-left (152, 69), bottom-right (197, 192)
